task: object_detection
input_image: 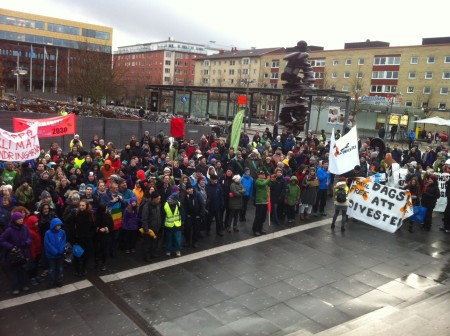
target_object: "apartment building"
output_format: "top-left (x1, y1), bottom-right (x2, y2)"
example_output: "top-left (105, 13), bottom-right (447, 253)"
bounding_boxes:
top-left (0, 8), bottom-right (112, 95)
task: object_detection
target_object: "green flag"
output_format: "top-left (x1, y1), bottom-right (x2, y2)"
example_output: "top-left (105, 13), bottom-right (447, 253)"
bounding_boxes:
top-left (230, 109), bottom-right (245, 149)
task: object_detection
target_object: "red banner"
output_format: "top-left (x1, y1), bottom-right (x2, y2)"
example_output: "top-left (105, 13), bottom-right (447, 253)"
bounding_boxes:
top-left (170, 118), bottom-right (185, 138)
top-left (13, 114), bottom-right (76, 138)
top-left (238, 95), bottom-right (247, 105)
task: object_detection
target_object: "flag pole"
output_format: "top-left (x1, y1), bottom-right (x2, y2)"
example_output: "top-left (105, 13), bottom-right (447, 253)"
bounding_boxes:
top-left (267, 184), bottom-right (271, 227)
top-left (42, 46), bottom-right (46, 93)
top-left (29, 45), bottom-right (33, 92)
top-left (55, 48), bottom-right (58, 93)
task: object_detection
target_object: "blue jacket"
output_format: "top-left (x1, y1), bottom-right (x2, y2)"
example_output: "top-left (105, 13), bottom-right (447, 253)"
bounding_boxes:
top-left (241, 175), bottom-right (254, 197)
top-left (317, 167), bottom-right (331, 190)
top-left (44, 218), bottom-right (66, 259)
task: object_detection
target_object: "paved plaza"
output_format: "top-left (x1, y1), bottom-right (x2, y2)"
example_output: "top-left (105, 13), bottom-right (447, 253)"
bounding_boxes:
top-left (0, 202), bottom-right (449, 336)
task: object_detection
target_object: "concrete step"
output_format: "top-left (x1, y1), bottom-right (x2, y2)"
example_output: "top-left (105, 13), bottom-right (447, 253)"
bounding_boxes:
top-left (286, 289), bottom-right (450, 336)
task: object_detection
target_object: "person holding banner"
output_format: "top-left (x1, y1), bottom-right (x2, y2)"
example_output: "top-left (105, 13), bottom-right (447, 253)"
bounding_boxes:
top-left (404, 177), bottom-right (422, 232)
top-left (421, 174), bottom-right (441, 231)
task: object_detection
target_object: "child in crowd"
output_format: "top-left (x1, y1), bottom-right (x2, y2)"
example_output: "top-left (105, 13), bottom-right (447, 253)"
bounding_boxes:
top-left (44, 217), bottom-right (66, 288)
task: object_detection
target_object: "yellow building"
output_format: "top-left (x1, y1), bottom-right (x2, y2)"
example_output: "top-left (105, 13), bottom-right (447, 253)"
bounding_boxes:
top-left (0, 8), bottom-right (112, 94)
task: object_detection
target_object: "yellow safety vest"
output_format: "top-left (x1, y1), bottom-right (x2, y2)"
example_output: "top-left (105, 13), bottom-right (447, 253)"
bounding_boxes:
top-left (164, 202), bottom-right (182, 228)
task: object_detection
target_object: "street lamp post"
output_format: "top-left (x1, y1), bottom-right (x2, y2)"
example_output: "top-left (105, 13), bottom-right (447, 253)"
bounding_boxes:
top-left (240, 79), bottom-right (255, 132)
top-left (384, 92), bottom-right (402, 138)
top-left (14, 67), bottom-right (28, 112)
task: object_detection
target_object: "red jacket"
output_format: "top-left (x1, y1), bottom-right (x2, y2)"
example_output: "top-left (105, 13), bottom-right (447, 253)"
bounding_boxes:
top-left (24, 215), bottom-right (42, 261)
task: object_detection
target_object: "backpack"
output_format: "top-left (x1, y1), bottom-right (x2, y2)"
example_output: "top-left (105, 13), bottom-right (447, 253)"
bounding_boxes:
top-left (336, 188), bottom-right (347, 203)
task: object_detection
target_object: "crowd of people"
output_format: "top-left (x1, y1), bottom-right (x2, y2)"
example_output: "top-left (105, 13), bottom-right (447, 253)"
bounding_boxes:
top-left (0, 125), bottom-right (449, 296)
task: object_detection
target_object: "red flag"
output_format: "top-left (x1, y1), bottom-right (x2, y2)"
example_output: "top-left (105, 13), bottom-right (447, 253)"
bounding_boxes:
top-left (238, 95), bottom-right (247, 105)
top-left (170, 118), bottom-right (185, 138)
top-left (267, 186), bottom-right (271, 213)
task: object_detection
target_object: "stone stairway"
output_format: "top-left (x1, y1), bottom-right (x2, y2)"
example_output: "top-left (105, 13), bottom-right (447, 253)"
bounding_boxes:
top-left (287, 289), bottom-right (450, 336)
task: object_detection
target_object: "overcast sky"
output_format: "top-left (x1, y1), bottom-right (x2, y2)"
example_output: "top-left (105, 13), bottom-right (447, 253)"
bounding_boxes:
top-left (3, 0), bottom-right (450, 51)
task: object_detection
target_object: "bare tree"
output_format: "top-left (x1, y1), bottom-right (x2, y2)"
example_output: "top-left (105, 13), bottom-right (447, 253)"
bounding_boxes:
top-left (313, 69), bottom-right (332, 132)
top-left (348, 66), bottom-right (365, 120)
top-left (67, 45), bottom-right (123, 114)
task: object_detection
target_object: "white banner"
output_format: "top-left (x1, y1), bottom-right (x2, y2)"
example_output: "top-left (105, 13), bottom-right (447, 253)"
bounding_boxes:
top-left (387, 166), bottom-right (447, 212)
top-left (0, 124), bottom-right (40, 162)
top-left (347, 177), bottom-right (414, 233)
top-left (329, 126), bottom-right (360, 175)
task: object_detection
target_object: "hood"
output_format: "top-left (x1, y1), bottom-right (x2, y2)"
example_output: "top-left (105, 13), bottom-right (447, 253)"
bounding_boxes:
top-left (290, 176), bottom-right (298, 182)
top-left (50, 217), bottom-right (63, 230)
top-left (128, 197), bottom-right (138, 205)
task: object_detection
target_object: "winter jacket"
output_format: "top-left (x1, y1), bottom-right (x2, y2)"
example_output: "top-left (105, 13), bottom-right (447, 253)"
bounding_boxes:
top-left (254, 178), bottom-right (271, 204)
top-left (271, 176), bottom-right (286, 202)
top-left (421, 182), bottom-right (440, 208)
top-left (24, 215), bottom-right (42, 261)
top-left (0, 223), bottom-right (32, 264)
top-left (122, 208), bottom-right (139, 231)
top-left (317, 167), bottom-right (331, 190)
top-left (205, 183), bottom-right (224, 212)
top-left (44, 219), bottom-right (67, 259)
top-left (286, 177), bottom-right (301, 206)
top-left (241, 175), bottom-right (254, 197)
top-left (228, 182), bottom-right (246, 210)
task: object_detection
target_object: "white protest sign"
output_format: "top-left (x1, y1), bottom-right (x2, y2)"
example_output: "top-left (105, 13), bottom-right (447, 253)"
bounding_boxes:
top-left (347, 177), bottom-right (414, 233)
top-left (329, 126), bottom-right (360, 175)
top-left (0, 124), bottom-right (40, 162)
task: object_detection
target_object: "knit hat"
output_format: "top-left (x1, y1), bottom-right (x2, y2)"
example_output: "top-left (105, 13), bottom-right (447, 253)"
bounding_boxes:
top-left (167, 193), bottom-right (180, 203)
top-left (232, 175), bottom-right (241, 183)
top-left (429, 175), bottom-right (438, 182)
top-left (171, 185), bottom-right (180, 193)
top-left (104, 160), bottom-right (112, 165)
top-left (282, 159), bottom-right (289, 166)
top-left (197, 176), bottom-right (205, 183)
top-left (10, 212), bottom-right (24, 223)
top-left (40, 190), bottom-right (51, 199)
top-left (408, 167), bottom-right (415, 174)
top-left (69, 174), bottom-right (77, 181)
top-left (186, 183), bottom-right (194, 190)
top-left (137, 170), bottom-right (146, 180)
top-left (128, 197), bottom-right (138, 205)
top-left (150, 191), bottom-right (160, 199)
top-left (209, 174), bottom-right (218, 181)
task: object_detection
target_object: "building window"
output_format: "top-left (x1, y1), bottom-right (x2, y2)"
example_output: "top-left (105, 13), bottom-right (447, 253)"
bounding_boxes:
top-left (440, 88), bottom-right (449, 95)
top-left (357, 72), bottom-right (363, 78)
top-left (271, 73), bottom-right (279, 79)
top-left (164, 68), bottom-right (170, 74)
top-left (165, 60), bottom-right (171, 65)
top-left (271, 60), bottom-right (280, 68)
top-left (229, 69), bottom-right (234, 75)
top-left (344, 72), bottom-right (350, 78)
top-left (410, 56), bottom-right (418, 64)
top-left (230, 60), bottom-right (235, 66)
top-left (373, 57), bottom-right (401, 65)
top-left (270, 84), bottom-right (277, 89)
top-left (407, 87), bottom-right (414, 93)
top-left (203, 60), bottom-right (210, 66)
top-left (358, 58), bottom-right (365, 65)
top-left (242, 58), bottom-right (250, 65)
top-left (443, 72), bottom-right (450, 79)
top-left (310, 59), bottom-right (325, 67)
top-left (342, 85), bottom-right (350, 91)
top-left (345, 59), bottom-right (352, 65)
top-left (423, 87), bottom-right (431, 94)
top-left (265, 62), bottom-right (269, 67)
top-left (332, 72), bottom-right (337, 78)
top-left (372, 71), bottom-right (399, 79)
top-left (370, 85), bottom-right (397, 93)
top-left (202, 69), bottom-right (209, 75)
top-left (445, 56), bottom-right (450, 63)
top-left (333, 59), bottom-right (339, 66)
top-left (405, 101), bottom-right (413, 107)
top-left (242, 69), bottom-right (249, 75)
top-left (264, 73), bottom-right (268, 78)
top-left (427, 56), bottom-right (435, 64)
top-left (425, 72), bottom-right (433, 79)
top-left (314, 72), bottom-right (324, 79)
top-left (409, 71), bottom-right (416, 79)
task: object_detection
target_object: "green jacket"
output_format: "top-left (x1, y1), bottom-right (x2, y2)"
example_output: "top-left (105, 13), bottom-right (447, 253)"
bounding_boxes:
top-left (255, 178), bottom-right (271, 204)
top-left (286, 177), bottom-right (301, 206)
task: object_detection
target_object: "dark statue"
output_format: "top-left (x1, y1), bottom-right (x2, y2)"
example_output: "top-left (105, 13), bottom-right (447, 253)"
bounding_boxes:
top-left (277, 40), bottom-right (315, 136)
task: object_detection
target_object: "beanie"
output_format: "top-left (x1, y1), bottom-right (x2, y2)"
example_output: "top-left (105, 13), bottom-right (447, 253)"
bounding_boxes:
top-left (40, 190), bottom-right (51, 199)
top-left (137, 170), bottom-right (146, 180)
top-left (232, 175), bottom-right (241, 183)
top-left (11, 212), bottom-right (24, 222)
top-left (430, 175), bottom-right (438, 183)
